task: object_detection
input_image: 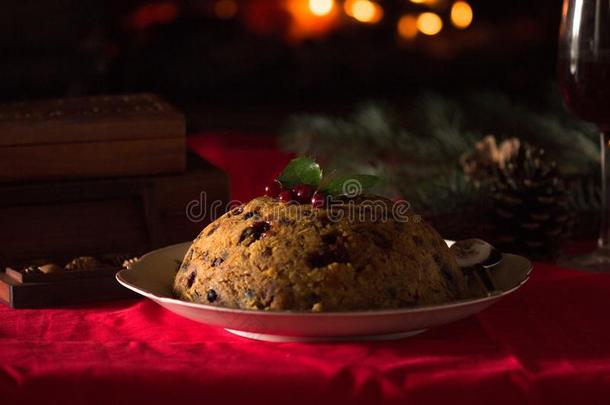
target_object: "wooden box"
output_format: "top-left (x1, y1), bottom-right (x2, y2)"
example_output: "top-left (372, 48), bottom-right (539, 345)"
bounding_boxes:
top-left (0, 153), bottom-right (229, 308)
top-left (0, 93), bottom-right (186, 182)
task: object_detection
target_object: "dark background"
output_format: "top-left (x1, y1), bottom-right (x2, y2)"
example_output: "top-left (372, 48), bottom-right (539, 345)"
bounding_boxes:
top-left (0, 0), bottom-right (562, 131)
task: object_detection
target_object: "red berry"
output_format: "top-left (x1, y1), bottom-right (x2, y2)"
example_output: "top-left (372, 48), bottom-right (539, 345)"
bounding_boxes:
top-left (264, 180), bottom-right (282, 197)
top-left (292, 184), bottom-right (314, 203)
top-left (311, 191), bottom-right (326, 208)
top-left (278, 190), bottom-right (294, 203)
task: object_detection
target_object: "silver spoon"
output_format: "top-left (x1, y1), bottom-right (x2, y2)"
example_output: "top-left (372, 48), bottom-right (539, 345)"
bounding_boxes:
top-left (450, 239), bottom-right (503, 294)
top-left (450, 238), bottom-right (503, 268)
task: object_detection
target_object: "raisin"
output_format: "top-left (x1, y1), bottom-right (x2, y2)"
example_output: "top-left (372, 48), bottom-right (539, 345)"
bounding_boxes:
top-left (207, 289), bottom-right (218, 302)
top-left (211, 257), bottom-right (224, 267)
top-left (244, 211), bottom-right (257, 220)
top-left (207, 224), bottom-right (219, 236)
top-left (186, 272), bottom-right (196, 288)
top-left (308, 246), bottom-right (349, 268)
top-left (231, 206), bottom-right (244, 216)
top-left (239, 229), bottom-right (253, 243)
top-left (310, 233), bottom-right (349, 268)
top-left (321, 232), bottom-right (339, 245)
top-left (252, 221), bottom-right (271, 236)
top-left (239, 221), bottom-right (271, 245)
top-left (308, 293), bottom-right (321, 304)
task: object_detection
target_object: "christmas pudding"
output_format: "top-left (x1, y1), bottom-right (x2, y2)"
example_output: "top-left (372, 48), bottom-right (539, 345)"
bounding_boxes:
top-left (173, 158), bottom-right (466, 312)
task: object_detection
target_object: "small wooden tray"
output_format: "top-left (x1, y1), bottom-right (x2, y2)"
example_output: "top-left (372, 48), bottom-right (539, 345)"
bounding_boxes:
top-left (0, 267), bottom-right (139, 309)
top-left (5, 266), bottom-right (121, 284)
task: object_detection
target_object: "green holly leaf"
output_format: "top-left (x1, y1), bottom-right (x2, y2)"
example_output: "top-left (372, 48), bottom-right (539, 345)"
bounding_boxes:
top-left (278, 157), bottom-right (322, 188)
top-left (321, 174), bottom-right (380, 197)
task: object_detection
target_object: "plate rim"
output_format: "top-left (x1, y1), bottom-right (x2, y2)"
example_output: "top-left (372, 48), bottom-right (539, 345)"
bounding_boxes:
top-left (116, 241), bottom-right (533, 317)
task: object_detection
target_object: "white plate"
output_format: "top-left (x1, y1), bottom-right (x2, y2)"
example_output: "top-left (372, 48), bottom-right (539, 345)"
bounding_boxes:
top-left (116, 241), bottom-right (532, 342)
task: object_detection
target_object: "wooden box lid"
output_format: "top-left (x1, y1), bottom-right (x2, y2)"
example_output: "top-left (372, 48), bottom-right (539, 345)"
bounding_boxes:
top-left (0, 93), bottom-right (185, 146)
top-left (0, 93), bottom-right (186, 182)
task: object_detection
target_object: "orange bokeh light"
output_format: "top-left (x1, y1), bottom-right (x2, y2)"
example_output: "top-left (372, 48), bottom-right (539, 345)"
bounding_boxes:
top-left (450, 1), bottom-right (473, 29)
top-left (214, 0), bottom-right (238, 19)
top-left (309, 0), bottom-right (334, 16)
top-left (417, 12), bottom-right (443, 35)
top-left (345, 0), bottom-right (383, 24)
top-left (130, 2), bottom-right (180, 30)
top-left (285, 0), bottom-right (340, 42)
top-left (397, 15), bottom-right (418, 40)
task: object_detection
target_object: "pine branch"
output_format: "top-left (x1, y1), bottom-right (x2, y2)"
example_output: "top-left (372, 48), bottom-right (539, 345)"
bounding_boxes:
top-left (279, 90), bottom-right (600, 214)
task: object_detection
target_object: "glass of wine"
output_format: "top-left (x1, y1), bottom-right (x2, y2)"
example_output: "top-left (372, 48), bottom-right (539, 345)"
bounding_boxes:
top-left (558, 0), bottom-right (610, 270)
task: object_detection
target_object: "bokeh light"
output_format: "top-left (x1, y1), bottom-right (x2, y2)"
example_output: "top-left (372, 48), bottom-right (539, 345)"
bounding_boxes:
top-left (214, 0), bottom-right (238, 19)
top-left (285, 0), bottom-right (340, 41)
top-left (309, 0), bottom-right (334, 16)
top-left (417, 12), bottom-right (443, 35)
top-left (397, 15), bottom-right (418, 40)
top-left (450, 1), bottom-right (473, 29)
top-left (409, 0), bottom-right (440, 5)
top-left (343, 0), bottom-right (355, 16)
top-left (346, 0), bottom-right (383, 24)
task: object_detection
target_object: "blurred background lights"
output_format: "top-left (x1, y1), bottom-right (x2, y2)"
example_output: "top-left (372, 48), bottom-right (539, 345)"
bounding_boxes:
top-left (409, 0), bottom-right (440, 5)
top-left (417, 12), bottom-right (443, 35)
top-left (343, 0), bottom-right (355, 16)
top-left (309, 0), bottom-right (335, 16)
top-left (346, 0), bottom-right (383, 24)
top-left (398, 15), bottom-right (418, 40)
top-left (285, 0), bottom-right (339, 41)
top-left (450, 1), bottom-right (473, 29)
top-left (214, 0), bottom-right (237, 19)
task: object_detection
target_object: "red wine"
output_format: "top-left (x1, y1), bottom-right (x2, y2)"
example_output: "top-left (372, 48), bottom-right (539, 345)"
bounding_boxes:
top-left (559, 55), bottom-right (610, 131)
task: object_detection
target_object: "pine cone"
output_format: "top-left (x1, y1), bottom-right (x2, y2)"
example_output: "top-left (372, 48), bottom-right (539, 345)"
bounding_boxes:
top-left (461, 135), bottom-right (520, 185)
top-left (489, 144), bottom-right (572, 258)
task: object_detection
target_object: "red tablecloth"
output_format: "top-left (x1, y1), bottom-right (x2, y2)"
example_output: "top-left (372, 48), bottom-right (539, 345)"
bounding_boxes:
top-left (2, 133), bottom-right (610, 405)
top-left (187, 131), bottom-right (293, 202)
